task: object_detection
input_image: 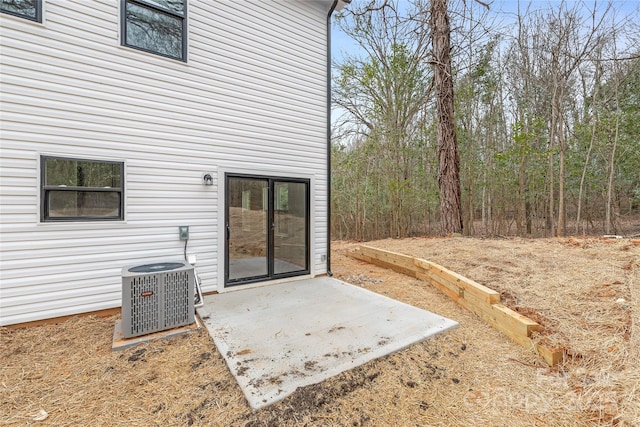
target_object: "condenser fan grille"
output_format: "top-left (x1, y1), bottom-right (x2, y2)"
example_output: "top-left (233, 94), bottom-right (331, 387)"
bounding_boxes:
top-left (164, 271), bottom-right (192, 327)
top-left (128, 274), bottom-right (161, 336)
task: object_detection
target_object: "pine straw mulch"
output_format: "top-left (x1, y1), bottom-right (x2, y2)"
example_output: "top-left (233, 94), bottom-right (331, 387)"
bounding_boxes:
top-left (1, 237), bottom-right (639, 426)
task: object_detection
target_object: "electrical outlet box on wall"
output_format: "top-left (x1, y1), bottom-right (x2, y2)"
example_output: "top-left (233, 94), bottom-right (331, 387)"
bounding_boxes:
top-left (179, 226), bottom-right (189, 240)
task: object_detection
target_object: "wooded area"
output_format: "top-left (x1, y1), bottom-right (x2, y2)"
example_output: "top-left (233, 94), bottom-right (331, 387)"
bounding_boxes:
top-left (331, 0), bottom-right (640, 240)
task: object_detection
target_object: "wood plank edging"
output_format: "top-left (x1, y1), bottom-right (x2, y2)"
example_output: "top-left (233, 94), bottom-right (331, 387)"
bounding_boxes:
top-left (414, 258), bottom-right (501, 304)
top-left (348, 245), bottom-right (564, 366)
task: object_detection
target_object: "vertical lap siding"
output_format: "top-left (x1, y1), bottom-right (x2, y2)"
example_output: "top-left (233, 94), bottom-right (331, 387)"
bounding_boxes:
top-left (0, 0), bottom-right (329, 325)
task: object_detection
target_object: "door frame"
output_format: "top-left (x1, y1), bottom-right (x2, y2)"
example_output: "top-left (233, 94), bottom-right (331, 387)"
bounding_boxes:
top-left (218, 168), bottom-right (314, 291)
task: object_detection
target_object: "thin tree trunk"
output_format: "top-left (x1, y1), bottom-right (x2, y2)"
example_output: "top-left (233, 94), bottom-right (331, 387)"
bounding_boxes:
top-left (557, 108), bottom-right (566, 237)
top-left (488, 192), bottom-right (492, 232)
top-left (547, 76), bottom-right (558, 236)
top-left (576, 108), bottom-right (598, 235)
top-left (605, 114), bottom-right (619, 235)
top-left (517, 148), bottom-right (528, 236)
top-left (547, 140), bottom-right (555, 236)
top-left (482, 171), bottom-right (487, 234)
top-left (431, 0), bottom-right (463, 234)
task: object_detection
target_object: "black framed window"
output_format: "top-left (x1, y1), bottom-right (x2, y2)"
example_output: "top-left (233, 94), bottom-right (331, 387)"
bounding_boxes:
top-left (121, 0), bottom-right (186, 61)
top-left (41, 156), bottom-right (124, 222)
top-left (1, 0), bottom-right (42, 22)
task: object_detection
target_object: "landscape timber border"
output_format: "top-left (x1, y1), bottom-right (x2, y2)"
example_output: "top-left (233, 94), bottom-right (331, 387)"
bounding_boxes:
top-left (348, 245), bottom-right (564, 366)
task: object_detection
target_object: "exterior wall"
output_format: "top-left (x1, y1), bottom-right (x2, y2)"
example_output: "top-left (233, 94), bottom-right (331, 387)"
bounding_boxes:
top-left (0, 0), bottom-right (330, 326)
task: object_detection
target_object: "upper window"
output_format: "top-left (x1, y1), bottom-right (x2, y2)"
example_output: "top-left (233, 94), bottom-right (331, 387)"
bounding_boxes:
top-left (122, 0), bottom-right (186, 61)
top-left (1, 0), bottom-right (42, 22)
top-left (41, 156), bottom-right (124, 222)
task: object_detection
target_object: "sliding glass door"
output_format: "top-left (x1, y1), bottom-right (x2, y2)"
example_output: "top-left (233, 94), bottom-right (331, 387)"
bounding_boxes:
top-left (226, 176), bottom-right (269, 282)
top-left (226, 174), bottom-right (309, 286)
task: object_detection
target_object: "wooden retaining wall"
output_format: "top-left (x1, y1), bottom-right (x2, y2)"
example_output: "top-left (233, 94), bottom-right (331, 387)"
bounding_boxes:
top-left (348, 245), bottom-right (564, 366)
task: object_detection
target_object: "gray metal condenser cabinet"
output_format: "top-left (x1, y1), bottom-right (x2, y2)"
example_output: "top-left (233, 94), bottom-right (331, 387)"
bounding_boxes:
top-left (121, 261), bottom-right (195, 338)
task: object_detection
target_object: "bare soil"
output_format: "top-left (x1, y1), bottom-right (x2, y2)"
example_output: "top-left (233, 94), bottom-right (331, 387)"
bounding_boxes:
top-left (1, 237), bottom-right (638, 426)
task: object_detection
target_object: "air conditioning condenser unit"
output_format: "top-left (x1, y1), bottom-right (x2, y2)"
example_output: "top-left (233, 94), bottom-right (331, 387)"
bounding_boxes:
top-left (121, 261), bottom-right (195, 338)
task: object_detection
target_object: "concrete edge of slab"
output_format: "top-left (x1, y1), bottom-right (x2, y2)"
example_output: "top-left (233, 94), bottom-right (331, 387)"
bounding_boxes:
top-left (112, 318), bottom-right (202, 351)
top-left (245, 318), bottom-right (459, 411)
top-left (199, 277), bottom-right (460, 411)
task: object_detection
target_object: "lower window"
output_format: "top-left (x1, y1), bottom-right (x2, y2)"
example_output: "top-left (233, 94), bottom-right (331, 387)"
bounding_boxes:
top-left (41, 156), bottom-right (124, 222)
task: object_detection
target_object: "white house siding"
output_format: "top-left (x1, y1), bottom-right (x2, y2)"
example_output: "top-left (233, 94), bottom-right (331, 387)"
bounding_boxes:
top-left (0, 0), bottom-right (331, 326)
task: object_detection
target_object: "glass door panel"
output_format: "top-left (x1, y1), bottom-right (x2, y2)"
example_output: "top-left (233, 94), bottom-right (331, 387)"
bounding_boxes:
top-left (273, 181), bottom-right (308, 275)
top-left (227, 177), bottom-right (269, 282)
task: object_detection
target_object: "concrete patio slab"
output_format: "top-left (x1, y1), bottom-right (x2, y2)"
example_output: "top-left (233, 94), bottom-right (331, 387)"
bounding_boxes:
top-left (197, 277), bottom-right (458, 410)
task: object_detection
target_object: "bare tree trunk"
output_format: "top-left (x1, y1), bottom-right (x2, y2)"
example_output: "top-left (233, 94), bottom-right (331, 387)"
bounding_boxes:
top-left (547, 71), bottom-right (558, 236)
top-left (431, 0), bottom-right (463, 235)
top-left (488, 192), bottom-right (492, 232)
top-left (543, 1), bottom-right (608, 237)
top-left (517, 148), bottom-right (528, 235)
top-left (547, 135), bottom-right (556, 236)
top-left (466, 182), bottom-right (475, 236)
top-left (547, 59), bottom-right (561, 237)
top-left (605, 31), bottom-right (624, 236)
top-left (557, 109), bottom-right (566, 237)
top-left (482, 171), bottom-right (487, 234)
top-left (514, 10), bottom-right (532, 237)
top-left (576, 74), bottom-right (599, 234)
top-left (605, 114), bottom-right (619, 235)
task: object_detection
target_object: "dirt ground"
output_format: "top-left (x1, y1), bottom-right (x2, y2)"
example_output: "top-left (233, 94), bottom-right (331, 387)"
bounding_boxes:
top-left (1, 237), bottom-right (639, 426)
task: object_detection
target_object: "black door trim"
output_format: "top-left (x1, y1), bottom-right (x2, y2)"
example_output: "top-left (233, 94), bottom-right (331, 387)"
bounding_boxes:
top-left (225, 173), bottom-right (310, 287)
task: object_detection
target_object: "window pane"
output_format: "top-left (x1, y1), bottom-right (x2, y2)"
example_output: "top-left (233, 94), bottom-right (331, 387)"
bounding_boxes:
top-left (274, 182), bottom-right (307, 275)
top-left (228, 178), bottom-right (269, 281)
top-left (47, 191), bottom-right (121, 218)
top-left (1, 0), bottom-right (37, 19)
top-left (274, 182), bottom-right (289, 210)
top-left (126, 2), bottom-right (183, 59)
top-left (45, 158), bottom-right (122, 188)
